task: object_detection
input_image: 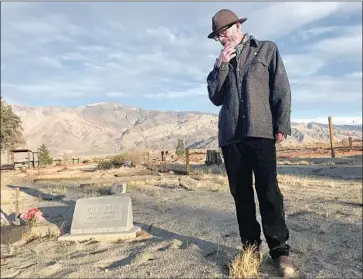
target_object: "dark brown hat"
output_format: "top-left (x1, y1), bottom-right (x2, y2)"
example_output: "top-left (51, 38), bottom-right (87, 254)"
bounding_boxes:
top-left (208, 9), bottom-right (247, 39)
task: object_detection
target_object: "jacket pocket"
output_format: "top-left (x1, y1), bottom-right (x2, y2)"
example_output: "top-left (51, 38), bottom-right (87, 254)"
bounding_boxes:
top-left (246, 58), bottom-right (269, 81)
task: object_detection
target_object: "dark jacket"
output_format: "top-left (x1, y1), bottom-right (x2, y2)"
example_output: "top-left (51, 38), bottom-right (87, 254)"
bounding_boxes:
top-left (207, 35), bottom-right (291, 148)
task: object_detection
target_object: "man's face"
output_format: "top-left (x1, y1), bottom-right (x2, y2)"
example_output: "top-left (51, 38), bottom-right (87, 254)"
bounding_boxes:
top-left (214, 23), bottom-right (240, 46)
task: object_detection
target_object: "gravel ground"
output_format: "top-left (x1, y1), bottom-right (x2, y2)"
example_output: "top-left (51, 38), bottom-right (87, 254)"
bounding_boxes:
top-left (1, 163), bottom-right (362, 278)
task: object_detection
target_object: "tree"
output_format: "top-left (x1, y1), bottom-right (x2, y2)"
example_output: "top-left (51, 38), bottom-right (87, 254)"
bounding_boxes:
top-left (175, 139), bottom-right (185, 157)
top-left (0, 97), bottom-right (25, 152)
top-left (38, 144), bottom-right (53, 166)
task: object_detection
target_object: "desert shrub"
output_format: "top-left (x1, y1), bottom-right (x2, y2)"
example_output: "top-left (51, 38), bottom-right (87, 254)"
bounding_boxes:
top-left (0, 97), bottom-right (26, 151)
top-left (97, 153), bottom-right (127, 169)
top-left (97, 150), bottom-right (146, 169)
top-left (97, 160), bottom-right (114, 170)
top-left (111, 153), bottom-right (128, 166)
top-left (38, 144), bottom-right (53, 166)
top-left (176, 139), bottom-right (185, 157)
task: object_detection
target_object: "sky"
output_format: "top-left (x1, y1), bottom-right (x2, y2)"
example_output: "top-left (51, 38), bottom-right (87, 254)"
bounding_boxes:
top-left (1, 2), bottom-right (362, 125)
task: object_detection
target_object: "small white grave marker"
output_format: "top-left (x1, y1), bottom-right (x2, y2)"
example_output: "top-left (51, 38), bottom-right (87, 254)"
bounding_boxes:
top-left (58, 195), bottom-right (140, 242)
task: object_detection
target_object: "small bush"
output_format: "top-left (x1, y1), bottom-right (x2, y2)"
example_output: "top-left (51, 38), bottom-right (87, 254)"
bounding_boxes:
top-left (97, 160), bottom-right (114, 170)
top-left (97, 151), bottom-right (145, 170)
top-left (97, 153), bottom-right (128, 169)
top-left (38, 144), bottom-right (53, 166)
top-left (176, 139), bottom-right (185, 157)
top-left (111, 154), bottom-right (127, 166)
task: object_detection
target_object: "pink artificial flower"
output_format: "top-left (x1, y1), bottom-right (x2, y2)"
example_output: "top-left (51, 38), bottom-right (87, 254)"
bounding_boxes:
top-left (34, 211), bottom-right (45, 222)
top-left (19, 207), bottom-right (44, 223)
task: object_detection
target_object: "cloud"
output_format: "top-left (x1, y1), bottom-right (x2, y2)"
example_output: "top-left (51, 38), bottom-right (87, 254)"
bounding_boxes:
top-left (1, 2), bottom-right (362, 122)
top-left (311, 31), bottom-right (362, 56)
top-left (245, 2), bottom-right (347, 39)
top-left (106, 92), bottom-right (129, 97)
top-left (346, 72), bottom-right (362, 78)
top-left (2, 80), bottom-right (101, 98)
top-left (38, 56), bottom-right (64, 68)
top-left (1, 41), bottom-right (26, 58)
top-left (290, 72), bottom-right (362, 119)
top-left (296, 26), bottom-right (340, 42)
top-left (283, 54), bottom-right (326, 77)
top-left (3, 14), bottom-right (85, 50)
top-left (143, 84), bottom-right (207, 99)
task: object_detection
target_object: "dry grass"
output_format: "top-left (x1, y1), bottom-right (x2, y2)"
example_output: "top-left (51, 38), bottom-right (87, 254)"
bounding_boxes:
top-left (123, 230), bottom-right (153, 243)
top-left (42, 184), bottom-right (68, 195)
top-left (277, 160), bottom-right (311, 165)
top-left (214, 175), bottom-right (228, 186)
top-left (188, 170), bottom-right (361, 224)
top-left (229, 244), bottom-right (263, 279)
top-left (191, 164), bottom-right (226, 175)
top-left (192, 173), bottom-right (228, 185)
top-left (127, 177), bottom-right (179, 188)
top-left (277, 174), bottom-right (356, 190)
top-left (191, 168), bottom-right (361, 195)
top-left (277, 139), bottom-right (362, 150)
top-left (127, 178), bottom-right (158, 188)
top-left (278, 173), bottom-right (362, 224)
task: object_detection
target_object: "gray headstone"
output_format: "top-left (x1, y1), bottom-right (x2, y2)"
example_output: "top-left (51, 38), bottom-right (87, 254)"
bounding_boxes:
top-left (58, 195), bottom-right (140, 242)
top-left (71, 195), bottom-right (132, 234)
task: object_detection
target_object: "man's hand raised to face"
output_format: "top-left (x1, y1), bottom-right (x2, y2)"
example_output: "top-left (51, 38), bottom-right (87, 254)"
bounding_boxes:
top-left (216, 42), bottom-right (237, 67)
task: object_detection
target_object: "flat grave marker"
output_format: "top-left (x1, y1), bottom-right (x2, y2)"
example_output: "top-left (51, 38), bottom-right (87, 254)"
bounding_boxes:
top-left (58, 195), bottom-right (140, 242)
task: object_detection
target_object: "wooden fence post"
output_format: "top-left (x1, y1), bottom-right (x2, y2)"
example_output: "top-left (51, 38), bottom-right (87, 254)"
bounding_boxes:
top-left (37, 148), bottom-right (40, 175)
top-left (328, 116), bottom-right (335, 158)
top-left (15, 187), bottom-right (20, 225)
top-left (185, 148), bottom-right (190, 175)
top-left (27, 150), bottom-right (31, 168)
top-left (348, 137), bottom-right (353, 151)
top-left (161, 151), bottom-right (165, 162)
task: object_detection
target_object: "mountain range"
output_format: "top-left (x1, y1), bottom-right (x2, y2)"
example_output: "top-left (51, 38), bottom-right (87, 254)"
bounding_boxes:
top-left (11, 102), bottom-right (362, 156)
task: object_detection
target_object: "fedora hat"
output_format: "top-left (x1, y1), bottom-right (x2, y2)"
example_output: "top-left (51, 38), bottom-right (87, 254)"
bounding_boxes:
top-left (208, 9), bottom-right (247, 39)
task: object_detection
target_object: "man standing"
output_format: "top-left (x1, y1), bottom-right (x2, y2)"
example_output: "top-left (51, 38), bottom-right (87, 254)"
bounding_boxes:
top-left (206, 9), bottom-right (295, 277)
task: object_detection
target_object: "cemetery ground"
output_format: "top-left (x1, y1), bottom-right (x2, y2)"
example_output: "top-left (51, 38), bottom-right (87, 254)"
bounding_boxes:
top-left (1, 153), bottom-right (362, 278)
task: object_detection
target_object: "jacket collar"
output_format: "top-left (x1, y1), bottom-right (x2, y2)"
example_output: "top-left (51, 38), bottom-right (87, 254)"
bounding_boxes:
top-left (237, 33), bottom-right (259, 48)
top-left (249, 35), bottom-right (259, 47)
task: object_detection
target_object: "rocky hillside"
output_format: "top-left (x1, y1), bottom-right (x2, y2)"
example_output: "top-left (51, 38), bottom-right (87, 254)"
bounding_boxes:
top-left (11, 102), bottom-right (362, 156)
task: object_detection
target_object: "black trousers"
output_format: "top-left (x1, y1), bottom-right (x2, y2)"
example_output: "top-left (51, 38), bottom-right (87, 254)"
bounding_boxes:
top-left (222, 138), bottom-right (290, 259)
